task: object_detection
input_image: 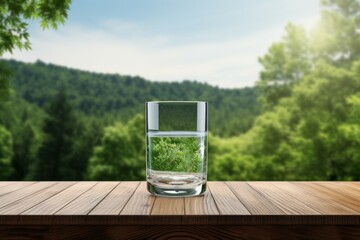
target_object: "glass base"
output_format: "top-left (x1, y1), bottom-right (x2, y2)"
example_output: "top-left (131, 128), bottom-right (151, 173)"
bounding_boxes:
top-left (147, 181), bottom-right (207, 197)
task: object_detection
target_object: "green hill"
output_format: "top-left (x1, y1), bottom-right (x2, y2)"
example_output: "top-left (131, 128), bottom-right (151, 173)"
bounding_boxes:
top-left (4, 59), bottom-right (259, 137)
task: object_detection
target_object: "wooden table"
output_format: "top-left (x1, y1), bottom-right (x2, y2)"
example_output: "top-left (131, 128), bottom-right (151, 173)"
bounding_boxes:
top-left (0, 181), bottom-right (359, 239)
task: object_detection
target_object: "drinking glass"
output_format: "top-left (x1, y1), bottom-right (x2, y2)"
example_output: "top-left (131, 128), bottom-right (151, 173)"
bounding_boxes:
top-left (145, 101), bottom-right (208, 197)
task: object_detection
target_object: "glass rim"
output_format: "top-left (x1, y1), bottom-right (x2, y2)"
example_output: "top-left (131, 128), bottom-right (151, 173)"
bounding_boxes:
top-left (146, 101), bottom-right (207, 104)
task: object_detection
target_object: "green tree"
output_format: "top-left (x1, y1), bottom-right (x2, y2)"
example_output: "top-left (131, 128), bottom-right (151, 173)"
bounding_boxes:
top-left (257, 0), bottom-right (360, 109)
top-left (11, 122), bottom-right (38, 180)
top-left (0, 0), bottom-right (71, 99)
top-left (338, 94), bottom-right (360, 180)
top-left (0, 96), bottom-right (44, 180)
top-left (208, 134), bottom-right (256, 181)
top-left (0, 0), bottom-right (71, 55)
top-left (0, 125), bottom-right (13, 179)
top-left (0, 62), bottom-right (11, 100)
top-left (88, 115), bottom-right (145, 180)
top-left (293, 60), bottom-right (360, 180)
top-left (312, 0), bottom-right (360, 67)
top-left (30, 88), bottom-right (79, 180)
top-left (257, 24), bottom-right (310, 108)
top-left (241, 60), bottom-right (360, 180)
top-left (70, 117), bottom-right (104, 180)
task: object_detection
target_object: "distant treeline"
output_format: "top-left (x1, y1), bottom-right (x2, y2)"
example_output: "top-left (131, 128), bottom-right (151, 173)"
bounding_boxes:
top-left (5, 59), bottom-right (259, 137)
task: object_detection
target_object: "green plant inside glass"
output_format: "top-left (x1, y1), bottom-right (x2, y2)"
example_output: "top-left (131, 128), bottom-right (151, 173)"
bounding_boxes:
top-left (151, 136), bottom-right (202, 172)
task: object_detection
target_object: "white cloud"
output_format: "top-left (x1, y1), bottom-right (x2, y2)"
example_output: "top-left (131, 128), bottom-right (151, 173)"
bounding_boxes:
top-left (3, 15), bottom-right (319, 89)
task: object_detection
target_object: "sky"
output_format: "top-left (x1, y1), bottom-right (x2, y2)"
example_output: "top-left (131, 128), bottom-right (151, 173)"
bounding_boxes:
top-left (4, 0), bottom-right (321, 88)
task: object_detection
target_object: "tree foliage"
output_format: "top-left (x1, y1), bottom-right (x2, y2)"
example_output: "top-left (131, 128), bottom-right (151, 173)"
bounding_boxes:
top-left (0, 96), bottom-right (44, 180)
top-left (0, 0), bottom-right (71, 100)
top-left (258, 24), bottom-right (310, 108)
top-left (0, 125), bottom-right (13, 180)
top-left (30, 89), bottom-right (81, 180)
top-left (88, 115), bottom-right (145, 180)
top-left (0, 0), bottom-right (71, 55)
top-left (313, 0), bottom-right (360, 66)
top-left (0, 62), bottom-right (11, 100)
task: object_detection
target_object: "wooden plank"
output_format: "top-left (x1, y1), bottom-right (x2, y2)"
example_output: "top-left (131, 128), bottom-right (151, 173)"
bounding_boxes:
top-left (208, 182), bottom-right (250, 215)
top-left (0, 182), bottom-right (13, 188)
top-left (338, 182), bottom-right (360, 190)
top-left (151, 197), bottom-right (184, 215)
top-left (55, 182), bottom-right (118, 215)
top-left (184, 191), bottom-right (219, 215)
top-left (121, 182), bottom-right (155, 215)
top-left (317, 182), bottom-right (360, 211)
top-left (89, 182), bottom-right (139, 215)
top-left (317, 182), bottom-right (360, 198)
top-left (248, 182), bottom-right (321, 215)
top-left (2, 225), bottom-right (360, 240)
top-left (0, 182), bottom-right (36, 196)
top-left (0, 182), bottom-right (57, 209)
top-left (227, 182), bottom-right (284, 215)
top-left (294, 182), bottom-right (360, 212)
top-left (273, 182), bottom-right (356, 214)
top-left (0, 182), bottom-right (75, 215)
top-left (23, 182), bottom-right (97, 215)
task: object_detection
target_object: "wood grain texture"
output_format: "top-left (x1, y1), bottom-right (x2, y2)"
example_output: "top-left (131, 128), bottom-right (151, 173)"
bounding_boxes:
top-left (0, 182), bottom-right (75, 215)
top-left (0, 182), bottom-right (57, 209)
top-left (339, 182), bottom-right (360, 190)
top-left (151, 197), bottom-right (184, 215)
top-left (23, 182), bottom-right (97, 215)
top-left (248, 182), bottom-right (321, 215)
top-left (1, 225), bottom-right (360, 240)
top-left (55, 182), bottom-right (118, 215)
top-left (317, 182), bottom-right (360, 203)
top-left (0, 182), bottom-right (36, 197)
top-left (208, 182), bottom-right (250, 215)
top-left (89, 182), bottom-right (139, 215)
top-left (0, 182), bottom-right (13, 188)
top-left (227, 182), bottom-right (284, 215)
top-left (0, 181), bottom-right (359, 227)
top-left (294, 182), bottom-right (360, 212)
top-left (184, 191), bottom-right (219, 215)
top-left (120, 182), bottom-right (155, 215)
top-left (273, 182), bottom-right (356, 215)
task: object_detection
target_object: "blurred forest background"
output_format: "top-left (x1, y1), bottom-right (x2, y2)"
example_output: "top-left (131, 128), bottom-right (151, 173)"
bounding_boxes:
top-left (1, 0), bottom-right (360, 181)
